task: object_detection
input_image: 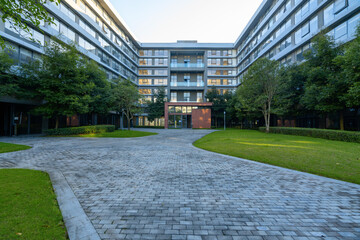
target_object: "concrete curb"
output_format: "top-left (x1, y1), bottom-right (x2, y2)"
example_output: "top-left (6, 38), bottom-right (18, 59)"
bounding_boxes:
top-left (48, 170), bottom-right (100, 240)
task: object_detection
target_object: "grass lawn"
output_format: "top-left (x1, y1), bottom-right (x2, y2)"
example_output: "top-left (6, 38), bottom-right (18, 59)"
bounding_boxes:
top-left (0, 169), bottom-right (67, 239)
top-left (52, 129), bottom-right (157, 138)
top-left (0, 142), bottom-right (31, 154)
top-left (193, 129), bottom-right (360, 184)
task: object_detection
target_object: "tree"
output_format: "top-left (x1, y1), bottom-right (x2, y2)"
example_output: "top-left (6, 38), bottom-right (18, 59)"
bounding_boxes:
top-left (205, 88), bottom-right (233, 128)
top-left (0, 0), bottom-right (60, 48)
top-left (22, 40), bottom-right (94, 129)
top-left (0, 50), bottom-right (18, 96)
top-left (336, 24), bottom-right (360, 107)
top-left (301, 33), bottom-right (346, 129)
top-left (85, 60), bottom-right (114, 118)
top-left (146, 87), bottom-right (166, 122)
top-left (236, 58), bottom-right (280, 133)
top-left (274, 63), bottom-right (307, 125)
top-left (111, 78), bottom-right (142, 130)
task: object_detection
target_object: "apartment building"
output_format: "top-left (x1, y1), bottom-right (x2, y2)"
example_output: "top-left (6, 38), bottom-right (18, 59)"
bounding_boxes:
top-left (0, 0), bottom-right (359, 134)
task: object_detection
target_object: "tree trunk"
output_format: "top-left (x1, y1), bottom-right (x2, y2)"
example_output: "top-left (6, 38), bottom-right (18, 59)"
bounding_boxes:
top-left (340, 111), bottom-right (344, 130)
top-left (127, 117), bottom-right (131, 131)
top-left (55, 116), bottom-right (59, 129)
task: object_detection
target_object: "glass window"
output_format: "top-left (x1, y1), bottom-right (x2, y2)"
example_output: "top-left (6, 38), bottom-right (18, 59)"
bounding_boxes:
top-left (168, 106), bottom-right (175, 113)
top-left (334, 0), bottom-right (348, 14)
top-left (310, 16), bottom-right (318, 34)
top-left (348, 13), bottom-right (360, 38)
top-left (295, 28), bottom-right (302, 44)
top-left (19, 48), bottom-right (32, 64)
top-left (309, 0), bottom-right (317, 11)
top-left (33, 30), bottom-right (44, 45)
top-left (197, 92), bottom-right (203, 102)
top-left (334, 22), bottom-right (348, 42)
top-left (301, 1), bottom-right (310, 16)
top-left (175, 106), bottom-right (182, 113)
top-left (324, 3), bottom-right (335, 25)
top-left (295, 9), bottom-right (302, 25)
top-left (301, 22), bottom-right (310, 37)
top-left (5, 42), bottom-right (19, 60)
top-left (50, 17), bottom-right (60, 32)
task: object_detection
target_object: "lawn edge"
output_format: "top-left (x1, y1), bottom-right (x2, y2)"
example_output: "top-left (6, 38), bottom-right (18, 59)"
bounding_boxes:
top-left (191, 141), bottom-right (360, 187)
top-left (48, 170), bottom-right (100, 240)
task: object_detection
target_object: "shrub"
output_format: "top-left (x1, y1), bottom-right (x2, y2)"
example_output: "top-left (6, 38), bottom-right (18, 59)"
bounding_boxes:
top-left (259, 127), bottom-right (360, 143)
top-left (45, 125), bottom-right (115, 136)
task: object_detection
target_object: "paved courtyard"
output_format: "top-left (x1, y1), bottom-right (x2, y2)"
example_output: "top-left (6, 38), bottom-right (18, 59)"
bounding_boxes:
top-left (1, 129), bottom-right (360, 240)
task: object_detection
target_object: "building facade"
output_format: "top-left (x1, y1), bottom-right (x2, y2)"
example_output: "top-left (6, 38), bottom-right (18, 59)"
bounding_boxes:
top-left (0, 0), bottom-right (359, 133)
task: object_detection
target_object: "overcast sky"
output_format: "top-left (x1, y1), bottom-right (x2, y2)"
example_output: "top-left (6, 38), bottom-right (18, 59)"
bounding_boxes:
top-left (108, 0), bottom-right (264, 43)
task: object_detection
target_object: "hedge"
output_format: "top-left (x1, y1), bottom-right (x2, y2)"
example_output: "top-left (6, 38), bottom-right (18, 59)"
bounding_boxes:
top-left (259, 127), bottom-right (360, 143)
top-left (133, 126), bottom-right (164, 129)
top-left (45, 125), bottom-right (115, 136)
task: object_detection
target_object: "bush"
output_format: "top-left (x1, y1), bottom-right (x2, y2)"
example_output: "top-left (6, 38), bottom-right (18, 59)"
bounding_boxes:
top-left (259, 127), bottom-right (360, 143)
top-left (45, 125), bottom-right (115, 136)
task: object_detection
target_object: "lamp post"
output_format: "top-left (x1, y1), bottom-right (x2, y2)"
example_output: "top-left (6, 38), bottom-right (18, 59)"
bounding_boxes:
top-left (224, 111), bottom-right (226, 131)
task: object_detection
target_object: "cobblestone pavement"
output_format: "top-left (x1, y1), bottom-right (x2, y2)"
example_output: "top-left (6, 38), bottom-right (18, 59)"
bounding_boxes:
top-left (1, 129), bottom-right (360, 240)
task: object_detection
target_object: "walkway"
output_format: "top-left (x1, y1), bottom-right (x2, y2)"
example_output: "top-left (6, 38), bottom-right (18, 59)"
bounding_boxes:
top-left (1, 129), bottom-right (360, 240)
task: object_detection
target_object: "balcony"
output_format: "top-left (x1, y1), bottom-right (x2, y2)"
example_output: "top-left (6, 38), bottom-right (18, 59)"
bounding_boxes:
top-left (170, 63), bottom-right (205, 72)
top-left (170, 81), bottom-right (204, 89)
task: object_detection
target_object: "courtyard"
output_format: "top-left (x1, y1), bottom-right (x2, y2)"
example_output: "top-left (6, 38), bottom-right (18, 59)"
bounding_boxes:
top-left (0, 129), bottom-right (360, 240)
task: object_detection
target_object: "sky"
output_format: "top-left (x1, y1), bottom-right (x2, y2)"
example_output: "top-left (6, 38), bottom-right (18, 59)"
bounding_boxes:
top-left (108, 0), bottom-right (264, 43)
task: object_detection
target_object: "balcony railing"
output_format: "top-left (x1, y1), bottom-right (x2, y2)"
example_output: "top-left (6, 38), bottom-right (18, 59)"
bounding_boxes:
top-left (170, 63), bottom-right (205, 68)
top-left (170, 81), bottom-right (204, 87)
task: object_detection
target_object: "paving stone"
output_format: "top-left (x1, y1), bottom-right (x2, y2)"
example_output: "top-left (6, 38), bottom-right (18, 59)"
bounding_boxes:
top-left (1, 129), bottom-right (359, 240)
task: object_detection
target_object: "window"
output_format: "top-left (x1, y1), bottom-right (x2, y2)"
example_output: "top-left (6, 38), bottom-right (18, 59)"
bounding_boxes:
top-left (295, 28), bottom-right (302, 44)
top-left (139, 69), bottom-right (151, 75)
top-left (301, 1), bottom-right (310, 16)
top-left (197, 92), bottom-right (203, 102)
top-left (60, 3), bottom-right (75, 22)
top-left (49, 17), bottom-right (60, 32)
top-left (139, 89), bottom-right (152, 94)
top-left (301, 22), bottom-right (310, 37)
top-left (60, 23), bottom-right (75, 42)
top-left (310, 16), bottom-right (318, 34)
top-left (154, 79), bottom-right (167, 85)
top-left (334, 0), bottom-right (348, 14)
top-left (295, 9), bottom-right (302, 25)
top-left (5, 42), bottom-right (19, 60)
top-left (334, 22), bottom-right (347, 42)
top-left (348, 13), bottom-right (360, 38)
top-left (171, 92), bottom-right (177, 102)
top-left (184, 74), bottom-right (190, 81)
top-left (184, 92), bottom-right (190, 102)
top-left (324, 3), bottom-right (335, 25)
top-left (154, 69), bottom-right (167, 75)
top-left (309, 0), bottom-right (317, 11)
top-left (19, 48), bottom-right (32, 64)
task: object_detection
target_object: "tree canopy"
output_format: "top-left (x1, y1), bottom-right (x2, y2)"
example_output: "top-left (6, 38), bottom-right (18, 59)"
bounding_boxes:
top-left (146, 87), bottom-right (166, 122)
top-left (111, 78), bottom-right (142, 130)
top-left (0, 0), bottom-right (60, 48)
top-left (236, 58), bottom-right (280, 132)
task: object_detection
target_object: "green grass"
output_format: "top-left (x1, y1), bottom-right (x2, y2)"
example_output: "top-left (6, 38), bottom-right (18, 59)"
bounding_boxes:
top-left (193, 129), bottom-right (360, 184)
top-left (51, 129), bottom-right (157, 138)
top-left (0, 169), bottom-right (68, 239)
top-left (0, 142), bottom-right (31, 153)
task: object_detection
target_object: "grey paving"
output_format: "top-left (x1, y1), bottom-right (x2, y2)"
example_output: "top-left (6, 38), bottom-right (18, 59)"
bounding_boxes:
top-left (1, 129), bottom-right (360, 240)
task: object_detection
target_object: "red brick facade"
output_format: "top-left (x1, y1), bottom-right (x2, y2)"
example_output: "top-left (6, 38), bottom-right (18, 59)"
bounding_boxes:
top-left (165, 102), bottom-right (212, 129)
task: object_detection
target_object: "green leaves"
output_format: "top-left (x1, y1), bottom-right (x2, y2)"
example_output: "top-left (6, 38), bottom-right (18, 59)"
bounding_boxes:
top-left (146, 87), bottom-right (166, 122)
top-left (0, 0), bottom-right (60, 48)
